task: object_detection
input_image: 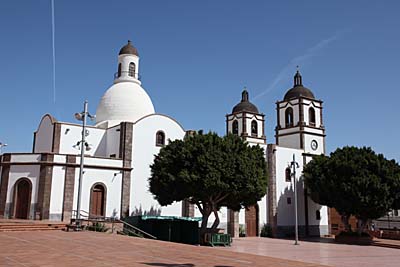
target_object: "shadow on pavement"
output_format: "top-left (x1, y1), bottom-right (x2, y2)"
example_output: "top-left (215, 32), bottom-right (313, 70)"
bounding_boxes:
top-left (141, 263), bottom-right (195, 267)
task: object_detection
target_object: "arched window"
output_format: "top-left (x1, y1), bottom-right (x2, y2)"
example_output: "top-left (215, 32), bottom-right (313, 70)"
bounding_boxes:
top-left (285, 167), bottom-right (291, 182)
top-left (129, 62), bottom-right (136, 77)
top-left (232, 120), bottom-right (239, 135)
top-left (117, 63), bottom-right (122, 77)
top-left (251, 120), bottom-right (258, 136)
top-left (285, 107), bottom-right (293, 127)
top-left (309, 107), bottom-right (316, 126)
top-left (156, 131), bottom-right (165, 146)
top-left (316, 210), bottom-right (321, 220)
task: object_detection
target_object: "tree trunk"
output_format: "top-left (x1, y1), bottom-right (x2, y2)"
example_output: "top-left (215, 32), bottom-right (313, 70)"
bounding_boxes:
top-left (357, 218), bottom-right (369, 236)
top-left (341, 214), bottom-right (351, 232)
top-left (210, 209), bottom-right (220, 232)
top-left (199, 206), bottom-right (212, 238)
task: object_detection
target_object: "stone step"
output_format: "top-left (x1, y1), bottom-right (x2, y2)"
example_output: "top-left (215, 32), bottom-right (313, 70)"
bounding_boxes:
top-left (0, 227), bottom-right (65, 232)
top-left (0, 222), bottom-right (67, 232)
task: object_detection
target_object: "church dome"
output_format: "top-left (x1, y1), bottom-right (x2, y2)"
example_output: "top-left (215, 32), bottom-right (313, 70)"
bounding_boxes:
top-left (232, 90), bottom-right (259, 114)
top-left (95, 82), bottom-right (155, 127)
top-left (284, 70), bottom-right (315, 101)
top-left (119, 40), bottom-right (139, 56)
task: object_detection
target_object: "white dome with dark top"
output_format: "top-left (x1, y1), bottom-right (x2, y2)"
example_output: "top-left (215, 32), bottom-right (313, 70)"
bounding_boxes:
top-left (95, 82), bottom-right (155, 127)
top-left (96, 41), bottom-right (154, 127)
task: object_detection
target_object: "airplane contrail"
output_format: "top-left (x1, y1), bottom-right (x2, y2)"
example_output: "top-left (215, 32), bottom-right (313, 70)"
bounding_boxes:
top-left (252, 29), bottom-right (350, 101)
top-left (51, 0), bottom-right (56, 104)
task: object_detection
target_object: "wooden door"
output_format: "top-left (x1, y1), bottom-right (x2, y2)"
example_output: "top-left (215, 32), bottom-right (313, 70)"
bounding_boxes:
top-left (15, 180), bottom-right (30, 219)
top-left (245, 205), bottom-right (259, 237)
top-left (90, 184), bottom-right (105, 217)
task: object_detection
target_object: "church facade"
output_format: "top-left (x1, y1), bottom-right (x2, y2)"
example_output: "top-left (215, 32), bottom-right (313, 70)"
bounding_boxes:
top-left (192, 72), bottom-right (328, 237)
top-left (0, 41), bottom-right (185, 221)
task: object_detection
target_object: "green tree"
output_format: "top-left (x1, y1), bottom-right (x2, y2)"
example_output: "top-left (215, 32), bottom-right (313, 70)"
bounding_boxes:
top-left (304, 146), bottom-right (400, 235)
top-left (149, 131), bottom-right (268, 236)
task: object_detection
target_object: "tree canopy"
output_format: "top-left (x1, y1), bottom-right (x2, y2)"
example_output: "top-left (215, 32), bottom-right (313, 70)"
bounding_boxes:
top-left (149, 131), bottom-right (268, 234)
top-left (304, 146), bottom-right (400, 234)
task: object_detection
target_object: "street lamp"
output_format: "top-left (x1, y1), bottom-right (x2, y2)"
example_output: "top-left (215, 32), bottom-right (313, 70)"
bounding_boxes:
top-left (290, 153), bottom-right (300, 245)
top-left (0, 143), bottom-right (7, 154)
top-left (74, 100), bottom-right (95, 230)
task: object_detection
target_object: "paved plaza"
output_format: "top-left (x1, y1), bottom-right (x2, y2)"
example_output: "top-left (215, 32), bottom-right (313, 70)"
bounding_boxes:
top-left (0, 231), bottom-right (399, 267)
top-left (220, 237), bottom-right (400, 267)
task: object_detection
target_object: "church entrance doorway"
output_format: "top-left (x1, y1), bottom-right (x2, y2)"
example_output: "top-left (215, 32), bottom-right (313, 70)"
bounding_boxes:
top-left (90, 184), bottom-right (106, 218)
top-left (245, 204), bottom-right (259, 237)
top-left (14, 178), bottom-right (31, 219)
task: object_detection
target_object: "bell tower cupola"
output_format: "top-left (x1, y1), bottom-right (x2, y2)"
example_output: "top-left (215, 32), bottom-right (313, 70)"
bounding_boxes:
top-left (114, 40), bottom-right (141, 85)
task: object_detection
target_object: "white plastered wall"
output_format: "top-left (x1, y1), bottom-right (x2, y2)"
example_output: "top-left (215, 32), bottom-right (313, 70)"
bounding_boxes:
top-left (59, 124), bottom-right (106, 157)
top-left (34, 116), bottom-right (54, 153)
top-left (130, 114), bottom-right (185, 216)
top-left (274, 146), bottom-right (306, 226)
top-left (49, 165), bottom-right (66, 221)
top-left (106, 125), bottom-right (121, 158)
top-left (71, 157), bottom-right (123, 218)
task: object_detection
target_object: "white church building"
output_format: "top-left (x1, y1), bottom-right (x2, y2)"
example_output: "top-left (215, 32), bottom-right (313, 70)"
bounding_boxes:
top-left (0, 41), bottom-right (186, 221)
top-left (0, 40), bottom-right (329, 238)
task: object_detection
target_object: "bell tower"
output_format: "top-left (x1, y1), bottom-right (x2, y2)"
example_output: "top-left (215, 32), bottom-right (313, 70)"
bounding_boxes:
top-left (275, 70), bottom-right (325, 155)
top-left (226, 89), bottom-right (266, 145)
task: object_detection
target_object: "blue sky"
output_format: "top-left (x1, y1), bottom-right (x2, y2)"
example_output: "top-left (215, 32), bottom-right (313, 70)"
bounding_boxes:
top-left (0, 1), bottom-right (399, 162)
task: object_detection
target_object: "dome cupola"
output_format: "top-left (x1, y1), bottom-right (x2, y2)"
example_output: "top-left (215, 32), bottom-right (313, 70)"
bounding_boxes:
top-left (232, 89), bottom-right (259, 114)
top-left (283, 70), bottom-right (315, 101)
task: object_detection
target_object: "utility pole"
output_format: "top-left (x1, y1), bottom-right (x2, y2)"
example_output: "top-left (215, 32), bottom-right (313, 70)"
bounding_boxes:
top-left (74, 100), bottom-right (95, 230)
top-left (291, 153), bottom-right (300, 245)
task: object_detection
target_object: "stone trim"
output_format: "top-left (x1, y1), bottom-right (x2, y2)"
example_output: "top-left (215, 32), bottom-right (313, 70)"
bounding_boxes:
top-left (62, 155), bottom-right (76, 222)
top-left (36, 154), bottom-right (54, 220)
top-left (51, 123), bottom-right (61, 153)
top-left (227, 209), bottom-right (239, 238)
top-left (276, 96), bottom-right (323, 105)
top-left (181, 199), bottom-right (194, 217)
top-left (32, 132), bottom-right (37, 153)
top-left (120, 122), bottom-right (133, 218)
top-left (0, 160), bottom-right (131, 171)
top-left (267, 144), bottom-right (278, 237)
top-left (0, 166), bottom-right (10, 218)
top-left (242, 112), bottom-right (247, 135)
top-left (275, 130), bottom-right (326, 138)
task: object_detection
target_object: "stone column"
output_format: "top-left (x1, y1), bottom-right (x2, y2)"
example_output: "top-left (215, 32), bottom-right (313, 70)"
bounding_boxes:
top-left (36, 154), bottom-right (54, 220)
top-left (227, 209), bottom-right (239, 238)
top-left (267, 144), bottom-right (278, 237)
top-left (0, 155), bottom-right (11, 218)
top-left (62, 155), bottom-right (76, 222)
top-left (181, 199), bottom-right (194, 217)
top-left (119, 122), bottom-right (133, 218)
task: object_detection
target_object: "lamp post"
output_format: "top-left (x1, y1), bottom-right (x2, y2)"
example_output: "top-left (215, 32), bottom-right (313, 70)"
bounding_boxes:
top-left (74, 100), bottom-right (95, 230)
top-left (0, 142), bottom-right (7, 154)
top-left (291, 153), bottom-right (300, 245)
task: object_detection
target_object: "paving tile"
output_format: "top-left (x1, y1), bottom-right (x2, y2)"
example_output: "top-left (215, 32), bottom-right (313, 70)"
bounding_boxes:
top-left (0, 231), bottom-right (326, 267)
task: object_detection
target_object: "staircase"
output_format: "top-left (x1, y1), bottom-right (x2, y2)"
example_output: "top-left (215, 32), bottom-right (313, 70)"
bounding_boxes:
top-left (0, 220), bottom-right (67, 232)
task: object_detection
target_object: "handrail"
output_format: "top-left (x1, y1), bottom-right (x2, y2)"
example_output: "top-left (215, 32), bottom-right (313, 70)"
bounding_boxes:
top-left (114, 218), bottom-right (157, 240)
top-left (71, 210), bottom-right (156, 239)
